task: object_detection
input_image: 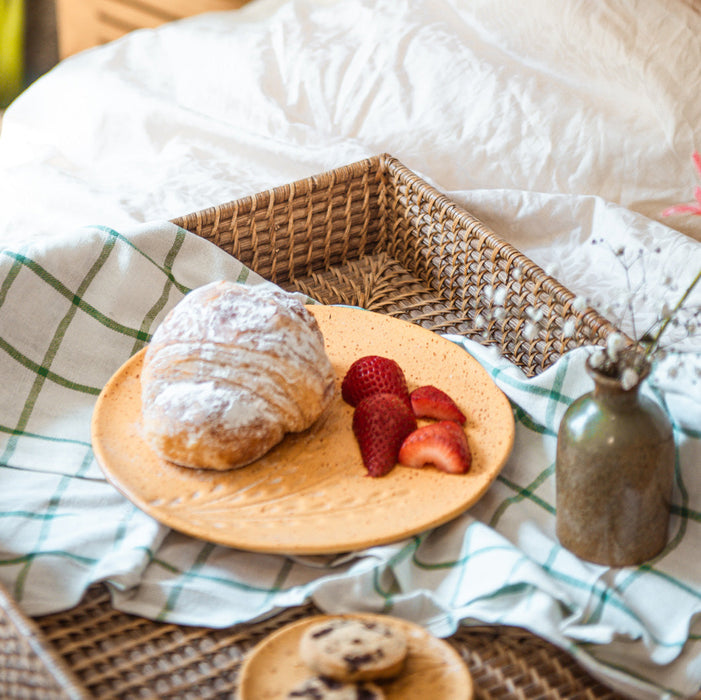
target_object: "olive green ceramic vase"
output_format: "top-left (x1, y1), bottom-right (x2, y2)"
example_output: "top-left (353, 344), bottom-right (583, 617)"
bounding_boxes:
top-left (555, 359), bottom-right (675, 566)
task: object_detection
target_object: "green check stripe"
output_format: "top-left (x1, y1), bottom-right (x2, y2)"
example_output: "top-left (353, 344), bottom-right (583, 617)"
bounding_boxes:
top-left (157, 542), bottom-right (217, 621)
top-left (110, 503), bottom-right (141, 554)
top-left (680, 424), bottom-right (701, 440)
top-left (156, 563), bottom-right (285, 595)
top-left (512, 405), bottom-right (556, 436)
top-left (543, 558), bottom-right (692, 650)
top-left (0, 254), bottom-right (22, 306)
top-left (448, 527), bottom-right (477, 608)
top-left (264, 557), bottom-right (296, 608)
top-left (611, 501), bottom-right (698, 600)
top-left (93, 225), bottom-right (191, 295)
top-left (372, 564), bottom-right (400, 603)
top-left (671, 503), bottom-right (701, 522)
top-left (135, 547), bottom-right (285, 594)
top-left (491, 466), bottom-right (556, 527)
top-left (0, 227), bottom-right (204, 463)
top-left (491, 364), bottom-right (575, 406)
top-left (0, 509), bottom-right (72, 521)
top-left (0, 337), bottom-right (102, 395)
top-left (0, 550), bottom-right (99, 568)
top-left (412, 541), bottom-right (516, 570)
top-left (153, 544), bottom-right (294, 623)
top-left (1, 239), bottom-right (116, 466)
top-left (0, 423), bottom-right (91, 446)
top-left (465, 581), bottom-right (537, 610)
top-left (410, 529), bottom-right (699, 652)
top-left (650, 380), bottom-right (701, 440)
top-left (2, 250), bottom-right (152, 343)
top-left (11, 449), bottom-right (95, 599)
top-left (370, 538), bottom-right (422, 609)
top-left (636, 565), bottom-right (701, 601)
top-left (4, 233), bottom-right (113, 599)
top-left (130, 228), bottom-right (188, 356)
top-left (132, 546), bottom-right (178, 574)
top-left (546, 352), bottom-right (572, 427)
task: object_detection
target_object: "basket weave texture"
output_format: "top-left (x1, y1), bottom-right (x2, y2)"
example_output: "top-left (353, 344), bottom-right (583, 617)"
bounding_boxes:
top-left (173, 153), bottom-right (619, 375)
top-left (1, 154), bottom-right (632, 699)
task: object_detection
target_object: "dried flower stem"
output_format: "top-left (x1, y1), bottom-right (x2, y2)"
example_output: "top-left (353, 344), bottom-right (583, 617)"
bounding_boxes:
top-left (644, 267), bottom-right (701, 361)
top-left (621, 247), bottom-right (644, 342)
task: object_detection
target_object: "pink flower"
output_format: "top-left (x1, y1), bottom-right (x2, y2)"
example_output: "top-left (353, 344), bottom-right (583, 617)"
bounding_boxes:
top-left (662, 151), bottom-right (701, 217)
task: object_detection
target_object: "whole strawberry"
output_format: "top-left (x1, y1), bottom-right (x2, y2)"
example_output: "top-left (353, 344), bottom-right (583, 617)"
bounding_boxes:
top-left (342, 355), bottom-right (410, 407)
top-left (352, 393), bottom-right (417, 477)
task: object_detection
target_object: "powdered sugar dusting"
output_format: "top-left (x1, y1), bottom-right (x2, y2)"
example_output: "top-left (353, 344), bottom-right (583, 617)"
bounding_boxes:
top-left (141, 281), bottom-right (335, 469)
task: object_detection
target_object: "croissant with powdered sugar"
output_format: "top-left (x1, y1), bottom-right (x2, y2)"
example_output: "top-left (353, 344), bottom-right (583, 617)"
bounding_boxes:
top-left (140, 281), bottom-right (335, 470)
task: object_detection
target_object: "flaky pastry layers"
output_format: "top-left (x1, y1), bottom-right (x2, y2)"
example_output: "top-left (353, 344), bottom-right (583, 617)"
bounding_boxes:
top-left (141, 281), bottom-right (335, 470)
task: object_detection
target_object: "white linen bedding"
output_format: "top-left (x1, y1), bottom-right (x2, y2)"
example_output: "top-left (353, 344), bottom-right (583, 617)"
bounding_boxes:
top-left (1, 0), bottom-right (700, 341)
top-left (0, 0), bottom-right (699, 698)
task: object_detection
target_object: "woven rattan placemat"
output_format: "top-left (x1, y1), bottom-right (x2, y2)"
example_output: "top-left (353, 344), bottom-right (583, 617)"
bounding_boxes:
top-left (0, 583), bottom-right (625, 699)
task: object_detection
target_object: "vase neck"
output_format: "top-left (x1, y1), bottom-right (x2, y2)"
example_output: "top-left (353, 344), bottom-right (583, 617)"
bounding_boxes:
top-left (586, 363), bottom-right (646, 408)
top-left (591, 379), bottom-right (641, 407)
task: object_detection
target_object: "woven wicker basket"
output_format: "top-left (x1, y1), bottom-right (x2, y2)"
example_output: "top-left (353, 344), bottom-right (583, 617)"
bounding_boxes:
top-left (0, 154), bottom-right (632, 699)
top-left (173, 153), bottom-right (617, 375)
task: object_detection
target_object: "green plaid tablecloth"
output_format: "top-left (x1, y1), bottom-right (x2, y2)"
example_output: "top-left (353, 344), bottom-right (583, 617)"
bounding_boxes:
top-left (0, 222), bottom-right (699, 699)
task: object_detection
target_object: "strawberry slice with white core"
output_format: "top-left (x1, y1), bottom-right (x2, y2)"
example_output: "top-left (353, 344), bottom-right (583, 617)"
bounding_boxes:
top-left (398, 421), bottom-right (471, 474)
top-left (410, 385), bottom-right (466, 424)
top-left (352, 392), bottom-right (417, 477)
top-left (342, 355), bottom-right (410, 407)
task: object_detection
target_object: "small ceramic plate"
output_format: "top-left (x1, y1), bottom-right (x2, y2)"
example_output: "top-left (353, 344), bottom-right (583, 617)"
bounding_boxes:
top-left (91, 305), bottom-right (514, 554)
top-left (238, 613), bottom-right (474, 700)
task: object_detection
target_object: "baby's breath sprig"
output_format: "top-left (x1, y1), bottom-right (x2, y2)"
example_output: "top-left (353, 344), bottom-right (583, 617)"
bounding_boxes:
top-left (472, 152), bottom-right (701, 389)
top-left (579, 241), bottom-right (700, 389)
top-left (572, 149), bottom-right (701, 389)
top-left (642, 267), bottom-right (701, 362)
top-left (473, 265), bottom-right (547, 344)
top-left (470, 237), bottom-right (699, 392)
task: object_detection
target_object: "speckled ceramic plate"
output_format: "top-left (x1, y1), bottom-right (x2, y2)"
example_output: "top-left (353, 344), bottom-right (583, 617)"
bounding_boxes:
top-left (91, 305), bottom-right (514, 554)
top-left (238, 613), bottom-right (473, 700)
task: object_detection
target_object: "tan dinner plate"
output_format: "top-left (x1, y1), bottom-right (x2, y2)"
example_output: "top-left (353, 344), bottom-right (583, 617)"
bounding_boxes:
top-left (238, 613), bottom-right (474, 699)
top-left (91, 305), bottom-right (514, 554)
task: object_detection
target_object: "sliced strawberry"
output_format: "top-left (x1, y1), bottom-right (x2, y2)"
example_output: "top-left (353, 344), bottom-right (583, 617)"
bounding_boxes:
top-left (410, 385), bottom-right (466, 424)
top-left (342, 355), bottom-right (410, 407)
top-left (352, 393), bottom-right (417, 477)
top-left (398, 421), bottom-right (471, 474)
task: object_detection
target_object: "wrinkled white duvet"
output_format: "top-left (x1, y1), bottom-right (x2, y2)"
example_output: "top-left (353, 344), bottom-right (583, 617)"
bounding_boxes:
top-left (1, 0), bottom-right (700, 340)
top-left (0, 1), bottom-right (700, 697)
